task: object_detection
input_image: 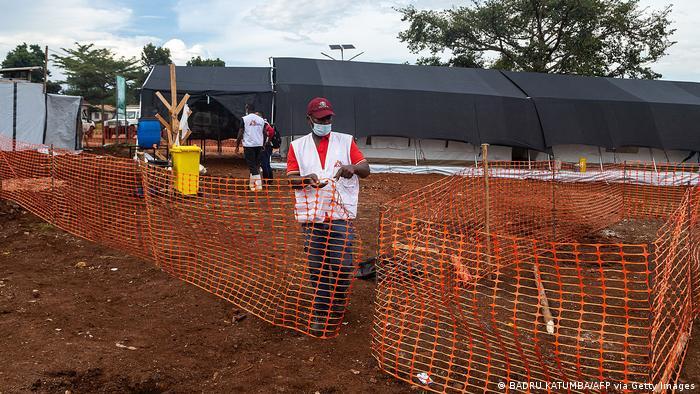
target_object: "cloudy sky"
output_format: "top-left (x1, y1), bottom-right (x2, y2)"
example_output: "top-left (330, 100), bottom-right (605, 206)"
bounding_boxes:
top-left (0, 0), bottom-right (697, 81)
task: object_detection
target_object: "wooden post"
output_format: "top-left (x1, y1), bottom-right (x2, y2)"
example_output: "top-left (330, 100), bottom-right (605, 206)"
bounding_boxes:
top-left (481, 144), bottom-right (491, 266)
top-left (534, 247), bottom-right (556, 334)
top-left (551, 157), bottom-right (557, 240)
top-left (154, 65), bottom-right (190, 148)
top-left (101, 104), bottom-right (106, 146)
top-left (169, 64), bottom-right (177, 145)
top-left (49, 144), bottom-right (56, 224)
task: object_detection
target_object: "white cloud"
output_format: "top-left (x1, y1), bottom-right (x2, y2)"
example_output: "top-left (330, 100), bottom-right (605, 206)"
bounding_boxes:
top-left (0, 0), bottom-right (162, 80)
top-left (170, 0), bottom-right (450, 67)
top-left (163, 39), bottom-right (207, 65)
top-left (641, 0), bottom-right (700, 81)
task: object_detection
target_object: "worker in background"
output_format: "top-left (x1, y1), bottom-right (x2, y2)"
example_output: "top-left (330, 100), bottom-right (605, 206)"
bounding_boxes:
top-left (255, 111), bottom-right (276, 184)
top-left (235, 104), bottom-right (265, 191)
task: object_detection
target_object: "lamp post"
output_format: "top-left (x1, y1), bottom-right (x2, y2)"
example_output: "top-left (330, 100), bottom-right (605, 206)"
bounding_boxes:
top-left (321, 44), bottom-right (364, 61)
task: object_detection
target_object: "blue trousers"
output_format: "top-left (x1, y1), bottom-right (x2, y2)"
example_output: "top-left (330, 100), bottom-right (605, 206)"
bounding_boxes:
top-left (261, 145), bottom-right (273, 180)
top-left (302, 220), bottom-right (355, 314)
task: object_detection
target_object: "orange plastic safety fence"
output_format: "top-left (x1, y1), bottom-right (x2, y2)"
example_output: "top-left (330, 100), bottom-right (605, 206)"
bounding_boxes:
top-left (374, 161), bottom-right (699, 393)
top-left (0, 136), bottom-right (361, 339)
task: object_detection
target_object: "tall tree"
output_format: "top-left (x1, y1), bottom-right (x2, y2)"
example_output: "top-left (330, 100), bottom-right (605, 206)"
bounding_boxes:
top-left (134, 43), bottom-right (172, 102)
top-left (397, 0), bottom-right (675, 79)
top-left (186, 56), bottom-right (225, 67)
top-left (141, 43), bottom-right (172, 69)
top-left (1, 43), bottom-right (61, 93)
top-left (52, 43), bottom-right (141, 106)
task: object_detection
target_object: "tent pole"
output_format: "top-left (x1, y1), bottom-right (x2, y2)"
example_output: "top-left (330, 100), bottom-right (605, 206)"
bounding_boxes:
top-left (269, 57), bottom-right (275, 125)
top-left (43, 46), bottom-right (48, 94)
top-left (414, 139), bottom-right (418, 166)
top-left (527, 150), bottom-right (531, 170)
top-left (650, 148), bottom-right (658, 173)
top-left (598, 146), bottom-right (604, 170)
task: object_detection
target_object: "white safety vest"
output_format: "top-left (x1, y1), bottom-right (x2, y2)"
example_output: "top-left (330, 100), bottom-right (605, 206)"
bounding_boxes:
top-left (241, 113), bottom-right (265, 147)
top-left (291, 132), bottom-right (360, 223)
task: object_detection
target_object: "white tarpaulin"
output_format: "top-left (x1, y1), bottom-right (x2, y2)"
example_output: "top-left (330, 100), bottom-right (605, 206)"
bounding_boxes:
top-left (15, 82), bottom-right (45, 144)
top-left (0, 82), bottom-right (12, 138)
top-left (46, 94), bottom-right (81, 150)
top-left (271, 162), bottom-right (699, 185)
top-left (0, 81), bottom-right (81, 151)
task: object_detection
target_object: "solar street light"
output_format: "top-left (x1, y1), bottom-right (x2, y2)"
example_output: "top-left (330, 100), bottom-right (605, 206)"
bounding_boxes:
top-left (327, 44), bottom-right (357, 61)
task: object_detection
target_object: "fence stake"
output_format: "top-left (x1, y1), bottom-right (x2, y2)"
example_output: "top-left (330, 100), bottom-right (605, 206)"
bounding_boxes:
top-left (50, 144), bottom-right (56, 224)
top-left (481, 144), bottom-right (491, 267)
top-left (534, 243), bottom-right (556, 334)
top-left (551, 157), bottom-right (557, 240)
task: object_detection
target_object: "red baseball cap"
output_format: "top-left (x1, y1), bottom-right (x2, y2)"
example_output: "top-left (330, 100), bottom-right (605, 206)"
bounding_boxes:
top-left (307, 97), bottom-right (335, 119)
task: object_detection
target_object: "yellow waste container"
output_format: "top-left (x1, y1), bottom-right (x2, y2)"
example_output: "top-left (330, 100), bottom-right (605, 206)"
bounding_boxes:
top-left (579, 157), bottom-right (587, 173)
top-left (171, 145), bottom-right (201, 195)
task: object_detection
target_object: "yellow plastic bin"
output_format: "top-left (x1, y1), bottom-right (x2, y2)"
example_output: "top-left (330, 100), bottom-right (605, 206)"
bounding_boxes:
top-left (171, 145), bottom-right (201, 195)
top-left (579, 157), bottom-right (587, 173)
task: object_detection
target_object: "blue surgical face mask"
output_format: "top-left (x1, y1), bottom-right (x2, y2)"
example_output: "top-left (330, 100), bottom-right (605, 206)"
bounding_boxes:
top-left (312, 122), bottom-right (332, 136)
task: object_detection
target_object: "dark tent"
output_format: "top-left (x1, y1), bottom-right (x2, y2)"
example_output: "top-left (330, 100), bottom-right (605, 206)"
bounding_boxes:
top-left (504, 71), bottom-right (700, 151)
top-left (273, 58), bottom-right (545, 150)
top-left (141, 65), bottom-right (272, 140)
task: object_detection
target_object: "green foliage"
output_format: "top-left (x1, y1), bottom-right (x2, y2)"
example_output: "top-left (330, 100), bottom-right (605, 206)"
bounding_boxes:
top-left (186, 56), bottom-right (225, 67)
top-left (397, 0), bottom-right (675, 79)
top-left (132, 43), bottom-right (173, 102)
top-left (1, 43), bottom-right (61, 93)
top-left (52, 43), bottom-right (141, 105)
top-left (141, 43), bottom-right (172, 69)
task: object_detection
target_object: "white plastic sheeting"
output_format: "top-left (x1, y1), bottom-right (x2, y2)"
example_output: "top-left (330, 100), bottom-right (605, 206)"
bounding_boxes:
top-left (355, 137), bottom-right (513, 163)
top-left (549, 144), bottom-right (694, 164)
top-left (0, 81), bottom-right (81, 150)
top-left (15, 82), bottom-right (45, 144)
top-left (0, 82), bottom-right (13, 138)
top-left (284, 135), bottom-right (694, 166)
top-left (271, 161), bottom-right (700, 181)
top-left (456, 167), bottom-right (700, 187)
top-left (46, 94), bottom-right (81, 150)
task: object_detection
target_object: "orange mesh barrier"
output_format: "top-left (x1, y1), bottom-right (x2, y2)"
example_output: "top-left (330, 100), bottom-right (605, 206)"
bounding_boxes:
top-left (83, 135), bottom-right (240, 156)
top-left (373, 161), bottom-right (699, 392)
top-left (0, 136), bottom-right (361, 339)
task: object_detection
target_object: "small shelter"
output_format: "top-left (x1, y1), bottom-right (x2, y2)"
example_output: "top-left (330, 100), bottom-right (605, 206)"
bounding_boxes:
top-left (0, 80), bottom-right (82, 150)
top-left (141, 65), bottom-right (273, 141)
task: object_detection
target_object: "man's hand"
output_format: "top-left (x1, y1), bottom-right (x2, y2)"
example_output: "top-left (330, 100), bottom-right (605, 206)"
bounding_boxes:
top-left (334, 165), bottom-right (356, 180)
top-left (305, 173), bottom-right (327, 188)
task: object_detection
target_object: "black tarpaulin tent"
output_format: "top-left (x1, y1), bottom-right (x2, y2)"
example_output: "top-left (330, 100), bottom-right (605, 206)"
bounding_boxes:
top-left (504, 71), bottom-right (700, 151)
top-left (141, 66), bottom-right (273, 140)
top-left (273, 57), bottom-right (545, 150)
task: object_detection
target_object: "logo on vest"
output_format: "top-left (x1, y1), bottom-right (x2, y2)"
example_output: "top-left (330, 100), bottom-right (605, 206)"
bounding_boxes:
top-left (334, 160), bottom-right (343, 168)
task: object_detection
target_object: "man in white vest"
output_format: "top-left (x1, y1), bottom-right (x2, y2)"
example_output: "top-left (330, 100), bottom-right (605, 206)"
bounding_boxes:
top-left (235, 103), bottom-right (265, 191)
top-left (287, 97), bottom-right (370, 337)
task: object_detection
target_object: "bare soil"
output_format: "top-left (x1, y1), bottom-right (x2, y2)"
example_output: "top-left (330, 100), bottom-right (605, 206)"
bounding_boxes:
top-left (1, 155), bottom-right (698, 393)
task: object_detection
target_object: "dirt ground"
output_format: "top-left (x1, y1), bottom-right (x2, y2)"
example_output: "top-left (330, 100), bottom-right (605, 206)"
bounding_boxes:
top-left (1, 154), bottom-right (699, 393)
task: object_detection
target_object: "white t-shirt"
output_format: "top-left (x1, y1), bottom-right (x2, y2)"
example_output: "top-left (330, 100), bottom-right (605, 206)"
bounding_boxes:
top-left (241, 113), bottom-right (265, 147)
